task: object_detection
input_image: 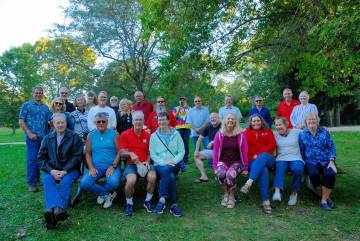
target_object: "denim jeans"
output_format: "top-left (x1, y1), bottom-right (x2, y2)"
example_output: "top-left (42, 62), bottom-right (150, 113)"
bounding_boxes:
top-left (191, 136), bottom-right (209, 151)
top-left (249, 153), bottom-right (275, 201)
top-left (26, 136), bottom-right (42, 187)
top-left (80, 167), bottom-right (121, 196)
top-left (178, 129), bottom-right (190, 163)
top-left (273, 160), bottom-right (304, 192)
top-left (42, 169), bottom-right (79, 209)
top-left (155, 165), bottom-right (179, 204)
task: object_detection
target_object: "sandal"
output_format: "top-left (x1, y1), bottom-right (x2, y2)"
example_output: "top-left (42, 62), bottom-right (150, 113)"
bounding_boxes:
top-left (221, 194), bottom-right (229, 207)
top-left (193, 178), bottom-right (209, 183)
top-left (262, 203), bottom-right (272, 214)
top-left (227, 198), bottom-right (236, 209)
top-left (240, 183), bottom-right (251, 194)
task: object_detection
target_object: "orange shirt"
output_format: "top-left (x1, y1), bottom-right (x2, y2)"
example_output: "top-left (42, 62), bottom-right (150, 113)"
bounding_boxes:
top-left (118, 127), bottom-right (150, 164)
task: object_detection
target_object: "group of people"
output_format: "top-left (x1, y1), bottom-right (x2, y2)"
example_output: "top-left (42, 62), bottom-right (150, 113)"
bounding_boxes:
top-left (18, 86), bottom-right (337, 230)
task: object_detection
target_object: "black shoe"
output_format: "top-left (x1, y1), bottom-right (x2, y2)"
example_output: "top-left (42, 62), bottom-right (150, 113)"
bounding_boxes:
top-left (54, 207), bottom-right (69, 221)
top-left (44, 209), bottom-right (57, 230)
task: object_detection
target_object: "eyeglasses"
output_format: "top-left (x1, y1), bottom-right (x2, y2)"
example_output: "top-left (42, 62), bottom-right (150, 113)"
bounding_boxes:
top-left (55, 102), bottom-right (63, 105)
top-left (255, 100), bottom-right (263, 102)
top-left (157, 100), bottom-right (165, 103)
top-left (96, 120), bottom-right (107, 124)
top-left (194, 100), bottom-right (201, 103)
top-left (60, 92), bottom-right (68, 95)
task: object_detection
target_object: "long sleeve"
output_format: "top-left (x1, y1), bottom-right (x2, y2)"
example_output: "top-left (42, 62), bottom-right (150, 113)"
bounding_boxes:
top-left (172, 132), bottom-right (185, 164)
top-left (87, 108), bottom-right (96, 131)
top-left (290, 106), bottom-right (298, 128)
top-left (240, 133), bottom-right (249, 170)
top-left (258, 130), bottom-right (276, 155)
top-left (149, 134), bottom-right (166, 166)
top-left (325, 131), bottom-right (336, 160)
top-left (212, 132), bottom-right (220, 170)
top-left (62, 135), bottom-right (83, 172)
top-left (38, 137), bottom-right (53, 173)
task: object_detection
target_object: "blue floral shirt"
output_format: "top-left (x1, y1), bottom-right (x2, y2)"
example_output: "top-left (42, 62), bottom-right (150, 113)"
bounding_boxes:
top-left (299, 127), bottom-right (336, 165)
top-left (19, 100), bottom-right (52, 139)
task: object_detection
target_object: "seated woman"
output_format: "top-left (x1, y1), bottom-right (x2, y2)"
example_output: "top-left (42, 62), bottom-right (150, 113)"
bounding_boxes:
top-left (50, 97), bottom-right (75, 130)
top-left (70, 94), bottom-right (89, 140)
top-left (116, 98), bottom-right (133, 135)
top-left (290, 91), bottom-right (318, 129)
top-left (80, 112), bottom-right (122, 209)
top-left (272, 117), bottom-right (304, 205)
top-left (299, 112), bottom-right (337, 211)
top-left (37, 113), bottom-right (83, 229)
top-left (149, 111), bottom-right (185, 217)
top-left (212, 113), bottom-right (248, 209)
top-left (240, 114), bottom-right (276, 214)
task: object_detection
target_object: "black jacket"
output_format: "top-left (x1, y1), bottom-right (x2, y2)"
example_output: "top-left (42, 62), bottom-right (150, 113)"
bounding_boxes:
top-left (38, 129), bottom-right (83, 173)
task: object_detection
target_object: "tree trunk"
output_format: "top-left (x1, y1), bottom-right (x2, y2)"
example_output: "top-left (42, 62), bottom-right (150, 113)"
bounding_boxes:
top-left (12, 125), bottom-right (16, 135)
top-left (335, 102), bottom-right (341, 126)
top-left (327, 110), bottom-right (333, 127)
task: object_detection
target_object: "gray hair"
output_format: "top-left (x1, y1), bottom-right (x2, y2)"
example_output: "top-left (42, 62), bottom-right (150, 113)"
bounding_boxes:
top-left (52, 112), bottom-right (66, 123)
top-left (119, 98), bottom-right (132, 108)
top-left (95, 112), bottom-right (109, 120)
top-left (32, 85), bottom-right (44, 93)
top-left (98, 90), bottom-right (108, 97)
top-left (132, 111), bottom-right (144, 122)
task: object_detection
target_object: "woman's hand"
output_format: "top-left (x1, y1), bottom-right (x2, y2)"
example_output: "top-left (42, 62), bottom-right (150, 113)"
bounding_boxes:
top-left (89, 167), bottom-right (98, 177)
top-left (253, 154), bottom-right (258, 160)
top-left (106, 166), bottom-right (114, 177)
top-left (167, 160), bottom-right (175, 166)
top-left (241, 170), bottom-right (248, 176)
top-left (327, 160), bottom-right (337, 173)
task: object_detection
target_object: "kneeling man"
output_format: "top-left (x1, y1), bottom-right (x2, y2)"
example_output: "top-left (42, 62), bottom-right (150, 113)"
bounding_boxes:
top-left (119, 111), bottom-right (157, 216)
top-left (38, 113), bottom-right (83, 229)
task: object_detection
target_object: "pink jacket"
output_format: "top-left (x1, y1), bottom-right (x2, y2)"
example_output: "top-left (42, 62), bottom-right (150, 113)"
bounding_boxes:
top-left (212, 131), bottom-right (249, 170)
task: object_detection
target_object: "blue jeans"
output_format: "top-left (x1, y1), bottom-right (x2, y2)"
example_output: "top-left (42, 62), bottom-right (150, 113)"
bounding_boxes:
top-left (155, 165), bottom-right (179, 204)
top-left (178, 129), bottom-right (190, 163)
top-left (42, 169), bottom-right (79, 209)
top-left (80, 167), bottom-right (121, 196)
top-left (192, 136), bottom-right (209, 151)
top-left (249, 153), bottom-right (275, 201)
top-left (273, 160), bottom-right (304, 192)
top-left (26, 136), bottom-right (42, 187)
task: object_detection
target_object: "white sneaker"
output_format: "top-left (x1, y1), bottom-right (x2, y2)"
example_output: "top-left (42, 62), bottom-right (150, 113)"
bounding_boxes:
top-left (97, 195), bottom-right (106, 205)
top-left (272, 192), bottom-right (282, 201)
top-left (221, 194), bottom-right (229, 207)
top-left (288, 194), bottom-right (297, 206)
top-left (103, 191), bottom-right (117, 208)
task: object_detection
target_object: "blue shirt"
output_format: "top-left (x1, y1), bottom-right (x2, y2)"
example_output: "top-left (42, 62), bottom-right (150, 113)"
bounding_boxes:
top-left (19, 100), bottom-right (52, 139)
top-left (186, 106), bottom-right (209, 137)
top-left (90, 129), bottom-right (117, 169)
top-left (290, 103), bottom-right (318, 128)
top-left (248, 107), bottom-right (272, 128)
top-left (299, 127), bottom-right (336, 166)
top-left (70, 108), bottom-right (89, 139)
top-left (219, 105), bottom-right (242, 120)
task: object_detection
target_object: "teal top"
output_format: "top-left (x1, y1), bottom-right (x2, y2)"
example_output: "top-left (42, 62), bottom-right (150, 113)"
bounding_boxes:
top-left (90, 129), bottom-right (117, 169)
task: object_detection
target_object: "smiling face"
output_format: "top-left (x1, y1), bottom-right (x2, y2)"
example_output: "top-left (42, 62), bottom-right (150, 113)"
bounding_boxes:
top-left (87, 94), bottom-right (95, 104)
top-left (110, 97), bottom-right (118, 107)
top-left (98, 93), bottom-right (107, 107)
top-left (275, 119), bottom-right (287, 135)
top-left (305, 114), bottom-right (319, 130)
top-left (225, 114), bottom-right (236, 130)
top-left (210, 113), bottom-right (220, 127)
top-left (32, 88), bottom-right (43, 102)
top-left (251, 116), bottom-right (262, 130)
top-left (121, 102), bottom-right (130, 112)
top-left (134, 91), bottom-right (144, 103)
top-left (53, 115), bottom-right (66, 135)
top-left (53, 98), bottom-right (64, 112)
top-left (255, 98), bottom-right (263, 108)
top-left (157, 115), bottom-right (169, 129)
top-left (59, 87), bottom-right (69, 101)
top-left (225, 96), bottom-right (233, 106)
top-left (76, 96), bottom-right (85, 109)
top-left (132, 112), bottom-right (144, 131)
top-left (299, 92), bottom-right (309, 105)
top-left (283, 89), bottom-right (293, 102)
top-left (194, 97), bottom-right (202, 108)
top-left (95, 116), bottom-right (108, 132)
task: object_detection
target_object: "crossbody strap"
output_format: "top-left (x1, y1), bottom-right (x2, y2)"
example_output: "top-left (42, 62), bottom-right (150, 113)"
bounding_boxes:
top-left (155, 132), bottom-right (175, 157)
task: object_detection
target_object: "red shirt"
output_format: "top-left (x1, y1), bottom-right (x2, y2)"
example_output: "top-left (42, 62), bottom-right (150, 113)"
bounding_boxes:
top-left (118, 127), bottom-right (150, 164)
top-left (276, 99), bottom-right (300, 128)
top-left (145, 110), bottom-right (177, 133)
top-left (132, 101), bottom-right (153, 121)
top-left (245, 129), bottom-right (276, 161)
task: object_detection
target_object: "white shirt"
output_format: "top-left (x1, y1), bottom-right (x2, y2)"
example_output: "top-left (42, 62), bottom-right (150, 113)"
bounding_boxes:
top-left (87, 106), bottom-right (117, 131)
top-left (274, 128), bottom-right (303, 162)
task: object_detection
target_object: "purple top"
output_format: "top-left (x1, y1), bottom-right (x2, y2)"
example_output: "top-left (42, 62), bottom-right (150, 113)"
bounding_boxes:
top-left (219, 135), bottom-right (240, 165)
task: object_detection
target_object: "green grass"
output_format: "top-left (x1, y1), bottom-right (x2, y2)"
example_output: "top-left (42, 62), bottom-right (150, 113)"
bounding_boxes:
top-left (0, 132), bottom-right (359, 240)
top-left (0, 128), bottom-right (24, 143)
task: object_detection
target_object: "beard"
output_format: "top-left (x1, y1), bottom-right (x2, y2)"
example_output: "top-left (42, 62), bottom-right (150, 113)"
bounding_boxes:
top-left (156, 106), bottom-right (167, 113)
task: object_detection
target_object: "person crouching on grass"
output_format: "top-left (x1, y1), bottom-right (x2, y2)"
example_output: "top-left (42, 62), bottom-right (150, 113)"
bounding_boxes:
top-left (212, 113), bottom-right (248, 209)
top-left (37, 113), bottom-right (83, 229)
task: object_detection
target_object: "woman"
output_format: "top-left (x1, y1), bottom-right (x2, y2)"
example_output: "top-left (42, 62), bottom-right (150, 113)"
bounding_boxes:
top-left (85, 90), bottom-right (97, 111)
top-left (240, 114), bottom-right (276, 214)
top-left (149, 111), bottom-right (185, 217)
top-left (116, 98), bottom-right (133, 135)
top-left (290, 91), bottom-right (318, 129)
top-left (80, 112), bottom-right (121, 209)
top-left (272, 117), bottom-right (304, 205)
top-left (212, 113), bottom-right (248, 209)
top-left (50, 97), bottom-right (74, 130)
top-left (299, 112), bottom-right (337, 211)
top-left (70, 94), bottom-right (89, 140)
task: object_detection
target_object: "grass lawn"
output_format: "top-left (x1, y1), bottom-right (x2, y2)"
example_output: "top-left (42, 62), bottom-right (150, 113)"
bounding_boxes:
top-left (0, 132), bottom-right (359, 241)
top-left (0, 128), bottom-right (24, 143)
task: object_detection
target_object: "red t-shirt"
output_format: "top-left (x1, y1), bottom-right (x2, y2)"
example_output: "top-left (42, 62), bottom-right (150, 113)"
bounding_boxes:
top-left (276, 99), bottom-right (300, 128)
top-left (244, 129), bottom-right (276, 161)
top-left (145, 110), bottom-right (177, 133)
top-left (118, 127), bottom-right (150, 164)
top-left (132, 101), bottom-right (153, 121)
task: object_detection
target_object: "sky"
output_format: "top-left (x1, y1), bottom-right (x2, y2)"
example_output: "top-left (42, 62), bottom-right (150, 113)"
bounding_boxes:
top-left (0, 0), bottom-right (69, 54)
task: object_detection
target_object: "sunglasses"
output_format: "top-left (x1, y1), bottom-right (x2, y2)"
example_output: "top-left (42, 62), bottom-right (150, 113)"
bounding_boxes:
top-left (194, 100), bottom-right (201, 102)
top-left (255, 100), bottom-right (263, 102)
top-left (55, 102), bottom-right (63, 105)
top-left (60, 92), bottom-right (68, 95)
top-left (157, 100), bottom-right (165, 103)
top-left (96, 120), bottom-right (107, 124)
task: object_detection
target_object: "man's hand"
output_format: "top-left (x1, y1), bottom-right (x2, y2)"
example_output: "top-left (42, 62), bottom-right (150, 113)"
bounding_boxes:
top-left (50, 169), bottom-right (63, 180)
top-left (89, 168), bottom-right (98, 177)
top-left (28, 132), bottom-right (37, 141)
top-left (253, 154), bottom-right (258, 160)
top-left (130, 152), bottom-right (139, 163)
top-left (207, 141), bottom-right (214, 149)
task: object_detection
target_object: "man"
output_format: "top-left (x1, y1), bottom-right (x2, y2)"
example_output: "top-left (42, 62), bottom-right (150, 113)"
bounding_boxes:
top-left (132, 90), bottom-right (153, 121)
top-left (146, 96), bottom-right (177, 133)
top-left (187, 96), bottom-right (210, 151)
top-left (119, 111), bottom-right (157, 216)
top-left (173, 97), bottom-right (191, 165)
top-left (248, 96), bottom-right (272, 128)
top-left (37, 113), bottom-right (83, 229)
top-left (87, 90), bottom-right (117, 131)
top-left (19, 86), bottom-right (52, 192)
top-left (110, 96), bottom-right (119, 113)
top-left (59, 87), bottom-right (75, 113)
top-left (219, 95), bottom-right (242, 120)
top-left (193, 112), bottom-right (221, 183)
top-left (276, 88), bottom-right (300, 128)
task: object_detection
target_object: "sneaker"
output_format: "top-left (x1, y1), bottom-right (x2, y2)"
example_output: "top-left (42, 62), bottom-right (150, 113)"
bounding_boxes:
top-left (169, 204), bottom-right (183, 217)
top-left (288, 194), bottom-right (297, 206)
top-left (272, 192), bottom-right (282, 201)
top-left (227, 198), bottom-right (236, 209)
top-left (144, 201), bottom-right (154, 213)
top-left (221, 194), bottom-right (229, 207)
top-left (125, 203), bottom-right (134, 216)
top-left (103, 191), bottom-right (117, 208)
top-left (153, 202), bottom-right (166, 214)
top-left (240, 183), bottom-right (251, 194)
top-left (320, 202), bottom-right (332, 211)
top-left (97, 195), bottom-right (106, 205)
top-left (327, 198), bottom-right (335, 209)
